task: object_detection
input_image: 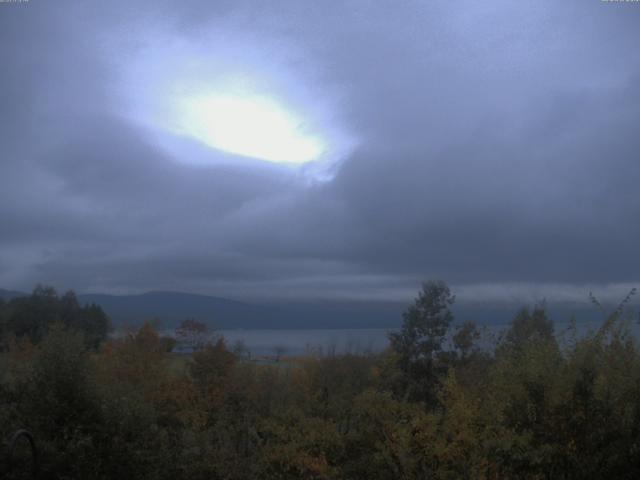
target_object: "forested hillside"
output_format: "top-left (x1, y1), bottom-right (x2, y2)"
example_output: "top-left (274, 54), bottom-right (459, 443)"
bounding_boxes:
top-left (1, 282), bottom-right (639, 479)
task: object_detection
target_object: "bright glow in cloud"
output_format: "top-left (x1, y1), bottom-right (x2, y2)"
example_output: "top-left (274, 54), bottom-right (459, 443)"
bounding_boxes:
top-left (174, 94), bottom-right (324, 164)
top-left (115, 25), bottom-right (355, 175)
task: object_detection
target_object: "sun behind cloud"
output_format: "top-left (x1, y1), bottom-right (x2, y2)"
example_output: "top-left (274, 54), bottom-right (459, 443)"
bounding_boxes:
top-left (174, 93), bottom-right (324, 165)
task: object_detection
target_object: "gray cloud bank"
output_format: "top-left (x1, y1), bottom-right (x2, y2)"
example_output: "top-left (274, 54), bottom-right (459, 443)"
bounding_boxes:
top-left (1, 0), bottom-right (639, 305)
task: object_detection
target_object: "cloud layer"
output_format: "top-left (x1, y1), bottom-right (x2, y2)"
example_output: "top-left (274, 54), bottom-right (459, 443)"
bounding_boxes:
top-left (1, 0), bottom-right (639, 304)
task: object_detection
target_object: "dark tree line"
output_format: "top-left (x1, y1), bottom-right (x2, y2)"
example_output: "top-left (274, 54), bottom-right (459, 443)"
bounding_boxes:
top-left (0, 285), bottom-right (111, 349)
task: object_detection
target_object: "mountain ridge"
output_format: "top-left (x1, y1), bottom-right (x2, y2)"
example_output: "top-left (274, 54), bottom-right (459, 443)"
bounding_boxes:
top-left (0, 288), bottom-right (608, 329)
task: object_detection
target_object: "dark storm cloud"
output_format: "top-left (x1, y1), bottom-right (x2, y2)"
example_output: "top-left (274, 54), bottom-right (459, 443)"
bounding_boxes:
top-left (1, 0), bottom-right (639, 303)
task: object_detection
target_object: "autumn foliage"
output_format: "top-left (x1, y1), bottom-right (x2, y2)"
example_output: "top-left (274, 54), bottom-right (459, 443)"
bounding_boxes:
top-left (0, 282), bottom-right (639, 479)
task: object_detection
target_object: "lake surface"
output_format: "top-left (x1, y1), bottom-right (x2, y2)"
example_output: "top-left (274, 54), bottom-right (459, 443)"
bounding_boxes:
top-left (152, 314), bottom-right (640, 357)
top-left (216, 328), bottom-right (390, 356)
top-left (210, 318), bottom-right (640, 357)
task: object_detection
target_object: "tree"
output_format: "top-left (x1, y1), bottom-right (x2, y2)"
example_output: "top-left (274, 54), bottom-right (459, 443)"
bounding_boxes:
top-left (2, 286), bottom-right (110, 348)
top-left (388, 280), bottom-right (455, 404)
top-left (6, 285), bottom-right (59, 343)
top-left (273, 345), bottom-right (288, 363)
top-left (175, 318), bottom-right (210, 352)
top-left (502, 305), bottom-right (554, 351)
top-left (452, 320), bottom-right (481, 360)
top-left (0, 297), bottom-right (7, 347)
top-left (232, 339), bottom-right (251, 360)
top-left (59, 290), bottom-right (111, 349)
top-left (9, 324), bottom-right (104, 478)
top-left (188, 338), bottom-right (236, 419)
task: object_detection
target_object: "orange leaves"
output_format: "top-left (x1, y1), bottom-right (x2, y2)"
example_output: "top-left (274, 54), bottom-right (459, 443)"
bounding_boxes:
top-left (95, 322), bottom-right (171, 415)
top-left (259, 412), bottom-right (342, 480)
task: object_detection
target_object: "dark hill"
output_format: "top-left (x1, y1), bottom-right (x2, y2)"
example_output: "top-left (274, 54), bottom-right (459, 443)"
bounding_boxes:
top-left (77, 291), bottom-right (405, 329)
top-left (2, 287), bottom-right (607, 330)
top-left (0, 288), bottom-right (26, 301)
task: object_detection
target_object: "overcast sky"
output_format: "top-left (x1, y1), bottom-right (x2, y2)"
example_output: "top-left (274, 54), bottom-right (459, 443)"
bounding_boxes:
top-left (1, 0), bottom-right (639, 304)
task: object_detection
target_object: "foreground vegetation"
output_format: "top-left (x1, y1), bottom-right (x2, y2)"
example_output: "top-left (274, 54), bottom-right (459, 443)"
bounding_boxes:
top-left (0, 283), bottom-right (639, 479)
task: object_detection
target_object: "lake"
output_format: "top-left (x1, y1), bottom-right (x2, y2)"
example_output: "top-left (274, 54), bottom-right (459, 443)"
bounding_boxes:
top-left (210, 318), bottom-right (640, 357)
top-left (216, 328), bottom-right (390, 356)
